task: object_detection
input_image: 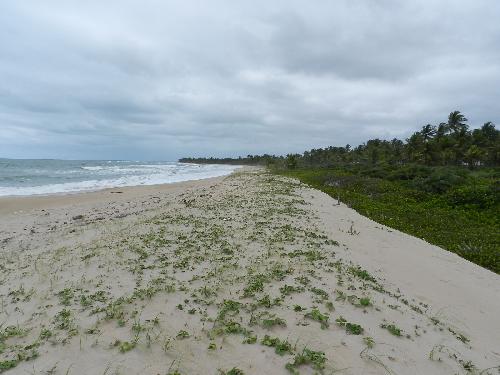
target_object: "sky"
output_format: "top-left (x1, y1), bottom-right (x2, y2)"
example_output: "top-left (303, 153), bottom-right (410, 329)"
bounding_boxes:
top-left (0, 1), bottom-right (499, 161)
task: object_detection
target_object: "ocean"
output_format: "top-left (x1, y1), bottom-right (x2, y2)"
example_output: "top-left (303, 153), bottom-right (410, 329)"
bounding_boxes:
top-left (0, 159), bottom-right (238, 197)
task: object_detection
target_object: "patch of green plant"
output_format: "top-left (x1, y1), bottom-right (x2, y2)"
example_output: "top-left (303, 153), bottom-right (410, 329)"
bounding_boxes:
top-left (310, 287), bottom-right (329, 299)
top-left (293, 304), bottom-right (304, 312)
top-left (39, 328), bottom-right (52, 340)
top-left (252, 312), bottom-right (287, 329)
top-left (0, 359), bottom-right (18, 371)
top-left (243, 335), bottom-right (257, 344)
top-left (57, 288), bottom-right (74, 306)
top-left (261, 335), bottom-right (292, 355)
top-left (54, 309), bottom-right (73, 330)
top-left (117, 340), bottom-right (136, 353)
top-left (287, 249), bottom-right (325, 263)
top-left (335, 316), bottom-right (364, 335)
top-left (243, 274), bottom-right (267, 297)
top-left (220, 368), bottom-right (244, 375)
top-left (349, 295), bottom-right (372, 307)
top-left (176, 330), bottom-right (190, 339)
top-left (447, 327), bottom-right (470, 343)
top-left (286, 347), bottom-right (326, 373)
top-left (381, 323), bottom-right (402, 336)
top-left (348, 266), bottom-right (376, 282)
top-left (335, 290), bottom-right (346, 301)
top-left (0, 325), bottom-right (27, 341)
top-left (363, 336), bottom-right (375, 348)
top-left (222, 321), bottom-right (249, 335)
top-left (102, 298), bottom-right (126, 320)
top-left (258, 295), bottom-right (271, 308)
top-left (270, 264), bottom-right (292, 281)
top-left (132, 319), bottom-right (144, 334)
top-left (305, 308), bottom-right (329, 329)
top-left (280, 285), bottom-right (304, 296)
top-left (345, 323), bottom-right (364, 335)
top-left (218, 300), bottom-right (242, 320)
top-left (262, 316), bottom-right (286, 329)
top-left (359, 297), bottom-right (372, 307)
top-left (295, 276), bottom-right (310, 285)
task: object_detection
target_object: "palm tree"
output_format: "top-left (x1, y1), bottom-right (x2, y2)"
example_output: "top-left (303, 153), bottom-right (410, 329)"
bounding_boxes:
top-left (447, 111), bottom-right (468, 134)
top-left (479, 122), bottom-right (499, 165)
top-left (481, 122), bottom-right (498, 142)
top-left (420, 124), bottom-right (437, 142)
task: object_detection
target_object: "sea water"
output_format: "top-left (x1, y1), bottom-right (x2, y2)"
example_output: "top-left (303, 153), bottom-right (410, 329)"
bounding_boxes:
top-left (0, 159), bottom-right (238, 196)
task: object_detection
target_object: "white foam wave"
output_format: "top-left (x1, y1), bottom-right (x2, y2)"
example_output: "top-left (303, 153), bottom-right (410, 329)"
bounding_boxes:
top-left (0, 163), bottom-right (239, 197)
top-left (81, 166), bottom-right (105, 171)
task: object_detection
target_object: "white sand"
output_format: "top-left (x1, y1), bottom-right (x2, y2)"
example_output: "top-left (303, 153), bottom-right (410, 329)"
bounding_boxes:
top-left (0, 169), bottom-right (498, 374)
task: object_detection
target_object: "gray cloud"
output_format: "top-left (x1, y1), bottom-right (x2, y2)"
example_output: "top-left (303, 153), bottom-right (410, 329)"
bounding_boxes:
top-left (0, 0), bottom-right (499, 160)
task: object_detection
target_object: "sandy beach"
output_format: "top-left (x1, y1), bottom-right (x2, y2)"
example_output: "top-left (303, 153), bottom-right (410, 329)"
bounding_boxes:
top-left (0, 169), bottom-right (499, 375)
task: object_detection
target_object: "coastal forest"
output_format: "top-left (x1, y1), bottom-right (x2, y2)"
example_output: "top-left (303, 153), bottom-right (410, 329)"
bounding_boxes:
top-left (181, 111), bottom-right (500, 273)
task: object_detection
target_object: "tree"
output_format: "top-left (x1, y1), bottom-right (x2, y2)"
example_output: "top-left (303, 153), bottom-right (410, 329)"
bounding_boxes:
top-left (447, 111), bottom-right (469, 134)
top-left (406, 133), bottom-right (425, 163)
top-left (390, 138), bottom-right (405, 164)
top-left (481, 122), bottom-right (497, 141)
top-left (421, 124), bottom-right (437, 141)
top-left (464, 145), bottom-right (484, 169)
top-left (179, 111), bottom-right (499, 169)
top-left (286, 154), bottom-right (298, 169)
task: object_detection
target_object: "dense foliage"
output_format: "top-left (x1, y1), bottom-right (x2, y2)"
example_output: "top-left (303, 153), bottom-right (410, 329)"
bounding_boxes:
top-left (279, 165), bottom-right (499, 274)
top-left (181, 111), bottom-right (499, 169)
top-left (179, 154), bottom-right (278, 165)
top-left (180, 111), bottom-right (500, 273)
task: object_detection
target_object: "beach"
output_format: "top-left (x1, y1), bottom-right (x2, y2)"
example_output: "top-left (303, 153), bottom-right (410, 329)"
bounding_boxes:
top-left (0, 169), bottom-right (499, 374)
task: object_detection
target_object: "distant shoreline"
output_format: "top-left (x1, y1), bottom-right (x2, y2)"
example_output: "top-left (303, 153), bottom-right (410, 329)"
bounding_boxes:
top-left (0, 168), bottom-right (248, 216)
top-left (0, 160), bottom-right (242, 199)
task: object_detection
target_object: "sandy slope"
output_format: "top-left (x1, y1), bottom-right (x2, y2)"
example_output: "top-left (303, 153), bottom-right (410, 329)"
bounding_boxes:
top-left (0, 170), bottom-right (498, 375)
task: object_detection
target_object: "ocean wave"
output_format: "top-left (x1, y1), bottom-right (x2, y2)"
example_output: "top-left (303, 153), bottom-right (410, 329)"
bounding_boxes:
top-left (81, 166), bottom-right (106, 171)
top-left (0, 163), bottom-right (239, 197)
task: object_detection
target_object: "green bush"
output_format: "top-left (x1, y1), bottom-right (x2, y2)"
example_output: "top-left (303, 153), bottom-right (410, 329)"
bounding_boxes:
top-left (445, 185), bottom-right (499, 208)
top-left (412, 169), bottom-right (467, 194)
top-left (278, 167), bottom-right (499, 274)
top-left (387, 164), bottom-right (432, 181)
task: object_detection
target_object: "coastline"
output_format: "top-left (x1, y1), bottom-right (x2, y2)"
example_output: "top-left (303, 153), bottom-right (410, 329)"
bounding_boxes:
top-left (0, 169), bottom-right (498, 374)
top-left (0, 167), bottom-right (244, 216)
top-left (0, 160), bottom-right (241, 200)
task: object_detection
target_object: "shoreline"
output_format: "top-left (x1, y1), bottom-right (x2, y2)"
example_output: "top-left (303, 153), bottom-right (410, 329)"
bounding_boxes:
top-left (0, 168), bottom-right (246, 216)
top-left (0, 161), bottom-right (242, 201)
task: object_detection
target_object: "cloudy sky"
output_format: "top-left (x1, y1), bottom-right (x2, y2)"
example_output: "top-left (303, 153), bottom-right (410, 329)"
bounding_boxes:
top-left (1, 1), bottom-right (499, 160)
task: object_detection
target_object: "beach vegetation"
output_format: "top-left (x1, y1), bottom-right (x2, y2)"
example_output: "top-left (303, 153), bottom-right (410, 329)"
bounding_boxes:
top-left (380, 323), bottom-right (402, 336)
top-left (184, 112), bottom-right (499, 273)
top-left (305, 308), bottom-right (329, 329)
top-left (219, 368), bottom-right (245, 375)
top-left (261, 335), bottom-right (293, 355)
top-left (336, 316), bottom-right (364, 335)
top-left (286, 347), bottom-right (326, 373)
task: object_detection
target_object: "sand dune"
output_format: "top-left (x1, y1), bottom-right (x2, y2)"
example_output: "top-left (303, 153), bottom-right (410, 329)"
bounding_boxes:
top-left (0, 170), bottom-right (498, 374)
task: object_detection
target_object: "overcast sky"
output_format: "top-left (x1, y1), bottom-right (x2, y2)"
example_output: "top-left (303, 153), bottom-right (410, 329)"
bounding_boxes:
top-left (1, 1), bottom-right (499, 160)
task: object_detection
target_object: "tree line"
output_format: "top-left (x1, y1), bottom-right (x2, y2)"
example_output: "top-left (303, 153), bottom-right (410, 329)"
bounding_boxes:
top-left (179, 111), bottom-right (499, 169)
